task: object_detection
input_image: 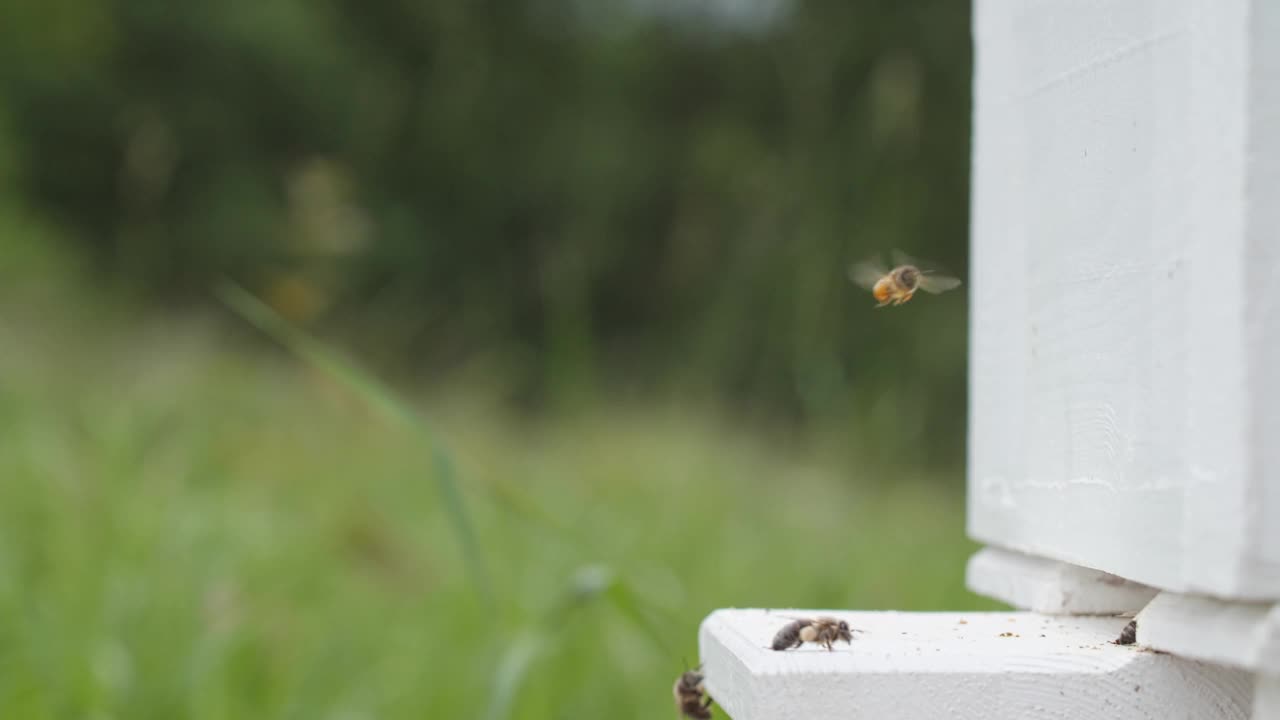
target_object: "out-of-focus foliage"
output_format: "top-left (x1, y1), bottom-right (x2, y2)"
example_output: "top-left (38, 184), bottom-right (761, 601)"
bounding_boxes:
top-left (0, 294), bottom-right (995, 720)
top-left (0, 0), bottom-right (971, 464)
top-left (0, 4), bottom-right (980, 716)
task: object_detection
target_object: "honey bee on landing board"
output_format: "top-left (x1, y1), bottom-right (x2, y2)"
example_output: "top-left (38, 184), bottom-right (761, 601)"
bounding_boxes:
top-left (770, 616), bottom-right (864, 652)
top-left (1113, 619), bottom-right (1137, 646)
top-left (673, 666), bottom-right (713, 719)
top-left (849, 251), bottom-right (962, 307)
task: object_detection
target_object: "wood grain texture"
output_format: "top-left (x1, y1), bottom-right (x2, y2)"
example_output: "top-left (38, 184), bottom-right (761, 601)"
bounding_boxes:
top-left (968, 0), bottom-right (1280, 600)
top-left (699, 609), bottom-right (1253, 719)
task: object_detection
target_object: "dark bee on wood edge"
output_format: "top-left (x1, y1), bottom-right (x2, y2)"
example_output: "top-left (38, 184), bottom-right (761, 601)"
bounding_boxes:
top-left (673, 666), bottom-right (713, 719)
top-left (1113, 619), bottom-right (1137, 646)
top-left (771, 616), bottom-right (862, 652)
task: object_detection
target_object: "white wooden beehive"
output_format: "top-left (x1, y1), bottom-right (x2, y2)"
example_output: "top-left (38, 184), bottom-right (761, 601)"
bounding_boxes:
top-left (698, 0), bottom-right (1280, 716)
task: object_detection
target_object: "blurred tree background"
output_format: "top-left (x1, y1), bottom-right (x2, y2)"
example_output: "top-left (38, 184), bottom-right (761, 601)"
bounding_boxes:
top-left (0, 1), bottom-right (984, 718)
top-left (1, 0), bottom-right (970, 464)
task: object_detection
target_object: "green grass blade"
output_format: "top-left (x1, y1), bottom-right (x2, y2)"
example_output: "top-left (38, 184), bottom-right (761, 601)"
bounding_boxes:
top-left (483, 564), bottom-right (680, 718)
top-left (483, 628), bottom-right (549, 720)
top-left (215, 280), bottom-right (494, 606)
top-left (605, 578), bottom-right (675, 659)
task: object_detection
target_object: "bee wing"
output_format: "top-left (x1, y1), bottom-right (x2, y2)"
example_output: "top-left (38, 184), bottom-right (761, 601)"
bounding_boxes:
top-left (917, 273), bottom-right (962, 294)
top-left (847, 260), bottom-right (888, 290)
top-left (775, 614), bottom-right (815, 624)
top-left (890, 248), bottom-right (925, 269)
top-left (889, 249), bottom-right (961, 293)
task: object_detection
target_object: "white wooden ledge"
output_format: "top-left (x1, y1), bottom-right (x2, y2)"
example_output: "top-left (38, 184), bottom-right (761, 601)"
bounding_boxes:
top-left (1134, 591), bottom-right (1280, 717)
top-left (698, 609), bottom-right (1253, 719)
top-left (1136, 592), bottom-right (1280, 675)
top-left (967, 547), bottom-right (1157, 615)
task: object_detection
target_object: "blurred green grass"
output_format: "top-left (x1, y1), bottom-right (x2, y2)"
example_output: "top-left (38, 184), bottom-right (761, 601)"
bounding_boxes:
top-left (0, 281), bottom-right (997, 719)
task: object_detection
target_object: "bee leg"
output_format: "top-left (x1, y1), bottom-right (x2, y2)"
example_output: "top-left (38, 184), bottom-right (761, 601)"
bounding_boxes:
top-left (702, 696), bottom-right (713, 709)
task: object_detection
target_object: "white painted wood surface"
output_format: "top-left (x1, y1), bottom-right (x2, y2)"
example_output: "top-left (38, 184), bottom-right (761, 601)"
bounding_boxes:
top-left (1136, 592), bottom-right (1280, 675)
top-left (1256, 675), bottom-right (1280, 720)
top-left (698, 609), bottom-right (1254, 719)
top-left (968, 0), bottom-right (1280, 601)
top-left (967, 546), bottom-right (1156, 615)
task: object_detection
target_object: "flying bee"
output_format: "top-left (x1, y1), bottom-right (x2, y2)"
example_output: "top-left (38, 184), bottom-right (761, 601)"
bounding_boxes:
top-left (771, 616), bottom-right (863, 652)
top-left (673, 666), bottom-right (713, 719)
top-left (849, 251), bottom-right (962, 307)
